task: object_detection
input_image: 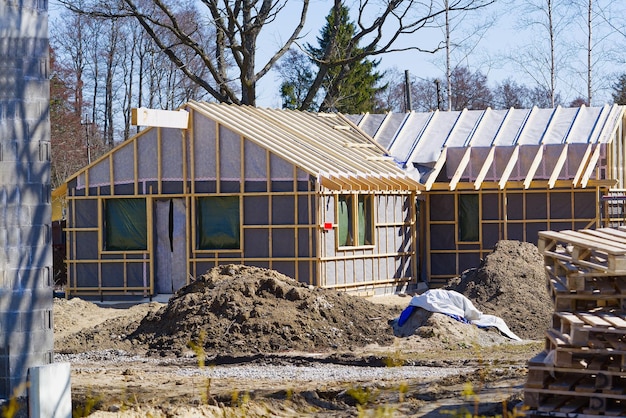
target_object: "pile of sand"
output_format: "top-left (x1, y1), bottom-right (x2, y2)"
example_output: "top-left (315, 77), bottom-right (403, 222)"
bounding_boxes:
top-left (130, 264), bottom-right (400, 356)
top-left (55, 241), bottom-right (552, 357)
top-left (445, 240), bottom-right (552, 340)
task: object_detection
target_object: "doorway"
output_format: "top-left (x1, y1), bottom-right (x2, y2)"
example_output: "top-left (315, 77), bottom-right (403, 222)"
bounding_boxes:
top-left (154, 198), bottom-right (187, 294)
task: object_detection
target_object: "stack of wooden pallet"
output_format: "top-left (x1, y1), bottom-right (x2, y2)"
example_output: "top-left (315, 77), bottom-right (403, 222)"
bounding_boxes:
top-left (524, 227), bottom-right (626, 417)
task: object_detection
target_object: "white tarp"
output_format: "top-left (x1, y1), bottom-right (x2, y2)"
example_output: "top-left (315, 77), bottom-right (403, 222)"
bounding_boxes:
top-left (407, 289), bottom-right (521, 341)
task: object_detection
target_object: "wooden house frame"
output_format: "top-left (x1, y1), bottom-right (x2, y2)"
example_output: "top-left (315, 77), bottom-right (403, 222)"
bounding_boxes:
top-left (349, 105), bottom-right (626, 287)
top-left (62, 102), bottom-right (422, 298)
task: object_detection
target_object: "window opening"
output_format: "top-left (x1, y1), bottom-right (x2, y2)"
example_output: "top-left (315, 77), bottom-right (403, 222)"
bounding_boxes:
top-left (196, 196), bottom-right (240, 250)
top-left (338, 194), bottom-right (373, 247)
top-left (459, 194), bottom-right (479, 242)
top-left (104, 198), bottom-right (147, 251)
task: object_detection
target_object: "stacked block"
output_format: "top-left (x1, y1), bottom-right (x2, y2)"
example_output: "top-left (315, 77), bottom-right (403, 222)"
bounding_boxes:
top-left (0, 0), bottom-right (53, 400)
top-left (525, 227), bottom-right (626, 416)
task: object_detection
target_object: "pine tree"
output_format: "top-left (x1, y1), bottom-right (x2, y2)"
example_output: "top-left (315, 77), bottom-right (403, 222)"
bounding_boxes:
top-left (612, 73), bottom-right (626, 105)
top-left (306, 3), bottom-right (385, 113)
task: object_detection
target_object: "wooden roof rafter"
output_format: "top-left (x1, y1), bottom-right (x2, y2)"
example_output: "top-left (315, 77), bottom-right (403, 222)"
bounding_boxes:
top-left (473, 107), bottom-right (514, 190)
top-left (259, 106), bottom-right (395, 175)
top-left (189, 102), bottom-right (419, 192)
top-left (498, 106), bottom-right (538, 189)
top-left (192, 103), bottom-right (367, 182)
top-left (548, 105), bottom-right (585, 188)
top-left (449, 108), bottom-right (490, 191)
top-left (522, 106), bottom-right (561, 189)
top-left (572, 104), bottom-right (612, 188)
top-left (424, 109), bottom-right (468, 191)
top-left (580, 104), bottom-right (624, 188)
top-left (192, 103), bottom-right (326, 175)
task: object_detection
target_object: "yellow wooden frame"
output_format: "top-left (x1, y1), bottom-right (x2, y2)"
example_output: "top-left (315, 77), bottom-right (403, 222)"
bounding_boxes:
top-left (64, 103), bottom-right (419, 296)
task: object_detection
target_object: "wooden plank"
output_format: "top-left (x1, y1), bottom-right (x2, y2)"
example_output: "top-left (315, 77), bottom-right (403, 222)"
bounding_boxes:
top-left (549, 374), bottom-right (584, 391)
top-left (575, 377), bottom-right (598, 393)
top-left (132, 107), bottom-right (190, 129)
top-left (559, 230), bottom-right (626, 254)
top-left (578, 312), bottom-right (613, 328)
top-left (600, 312), bottom-right (626, 329)
top-left (538, 395), bottom-right (568, 412)
top-left (549, 144), bottom-right (570, 189)
top-left (498, 145), bottom-right (520, 189)
top-left (424, 147), bottom-right (448, 191)
top-left (524, 144), bottom-right (545, 189)
top-left (558, 396), bottom-right (588, 413)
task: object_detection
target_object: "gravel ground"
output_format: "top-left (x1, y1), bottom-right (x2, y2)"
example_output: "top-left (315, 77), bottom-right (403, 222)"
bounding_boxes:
top-left (57, 350), bottom-right (473, 383)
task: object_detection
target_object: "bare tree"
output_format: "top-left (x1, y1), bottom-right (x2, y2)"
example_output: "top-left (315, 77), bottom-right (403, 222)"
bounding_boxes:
top-left (447, 66), bottom-right (492, 110)
top-left (507, 0), bottom-right (577, 108)
top-left (58, 0), bottom-right (494, 107)
top-left (371, 68), bottom-right (435, 112)
top-left (493, 79), bottom-right (532, 109)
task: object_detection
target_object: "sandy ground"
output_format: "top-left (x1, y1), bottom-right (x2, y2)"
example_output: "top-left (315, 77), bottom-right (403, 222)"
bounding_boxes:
top-left (57, 296), bottom-right (539, 418)
top-left (50, 241), bottom-right (549, 417)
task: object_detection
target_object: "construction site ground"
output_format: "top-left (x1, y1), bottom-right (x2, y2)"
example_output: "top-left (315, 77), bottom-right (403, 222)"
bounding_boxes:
top-left (53, 240), bottom-right (551, 417)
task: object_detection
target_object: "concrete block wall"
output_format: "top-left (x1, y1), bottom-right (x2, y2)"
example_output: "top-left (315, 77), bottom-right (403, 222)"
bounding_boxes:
top-left (0, 0), bottom-right (53, 399)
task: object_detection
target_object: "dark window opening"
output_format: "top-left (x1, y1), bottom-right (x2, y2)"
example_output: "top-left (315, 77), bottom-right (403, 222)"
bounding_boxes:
top-left (104, 198), bottom-right (147, 251)
top-left (459, 194), bottom-right (479, 242)
top-left (196, 196), bottom-right (240, 250)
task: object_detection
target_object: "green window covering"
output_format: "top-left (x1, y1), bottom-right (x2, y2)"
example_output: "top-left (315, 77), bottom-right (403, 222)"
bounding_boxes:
top-left (459, 194), bottom-right (479, 242)
top-left (338, 195), bottom-right (353, 247)
top-left (104, 198), bottom-right (147, 251)
top-left (196, 196), bottom-right (240, 250)
top-left (358, 195), bottom-right (372, 245)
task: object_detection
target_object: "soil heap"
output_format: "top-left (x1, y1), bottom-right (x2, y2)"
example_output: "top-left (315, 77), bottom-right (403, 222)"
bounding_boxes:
top-left (445, 240), bottom-right (552, 340)
top-left (130, 264), bottom-right (400, 356)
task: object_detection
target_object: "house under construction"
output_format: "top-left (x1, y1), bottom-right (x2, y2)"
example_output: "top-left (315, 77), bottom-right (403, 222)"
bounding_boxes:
top-left (59, 102), bottom-right (421, 297)
top-left (349, 104), bottom-right (626, 286)
top-left (55, 103), bottom-right (626, 296)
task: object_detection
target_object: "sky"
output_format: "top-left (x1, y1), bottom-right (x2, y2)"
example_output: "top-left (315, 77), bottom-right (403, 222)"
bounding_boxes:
top-left (48, 0), bottom-right (625, 110)
top-left (253, 0), bottom-right (625, 108)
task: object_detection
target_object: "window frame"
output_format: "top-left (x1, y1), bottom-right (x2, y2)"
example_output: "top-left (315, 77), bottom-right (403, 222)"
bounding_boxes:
top-left (458, 193), bottom-right (480, 243)
top-left (103, 197), bottom-right (148, 252)
top-left (195, 195), bottom-right (241, 251)
top-left (337, 193), bottom-right (374, 249)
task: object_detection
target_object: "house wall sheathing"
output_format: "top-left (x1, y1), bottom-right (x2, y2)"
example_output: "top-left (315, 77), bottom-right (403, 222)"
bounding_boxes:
top-left (426, 184), bottom-right (603, 287)
top-left (65, 108), bottom-right (417, 297)
top-left (318, 192), bottom-right (416, 294)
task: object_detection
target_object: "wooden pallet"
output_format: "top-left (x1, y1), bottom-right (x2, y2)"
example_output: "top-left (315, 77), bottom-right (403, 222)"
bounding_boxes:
top-left (544, 330), bottom-right (626, 370)
top-left (525, 351), bottom-right (626, 414)
top-left (529, 228), bottom-right (626, 416)
top-left (524, 391), bottom-right (626, 416)
top-left (552, 310), bottom-right (626, 347)
top-left (527, 367), bottom-right (626, 392)
top-left (546, 276), bottom-right (626, 311)
top-left (545, 263), bottom-right (626, 293)
top-left (539, 229), bottom-right (626, 274)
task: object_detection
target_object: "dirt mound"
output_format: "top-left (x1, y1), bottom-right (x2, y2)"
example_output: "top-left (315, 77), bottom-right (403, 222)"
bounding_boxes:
top-left (55, 299), bottom-right (163, 353)
top-left (391, 308), bottom-right (512, 347)
top-left (130, 264), bottom-right (400, 356)
top-left (445, 240), bottom-right (552, 340)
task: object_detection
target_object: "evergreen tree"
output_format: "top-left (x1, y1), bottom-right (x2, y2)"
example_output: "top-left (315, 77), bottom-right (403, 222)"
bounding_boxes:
top-left (612, 73), bottom-right (626, 105)
top-left (305, 3), bottom-right (386, 113)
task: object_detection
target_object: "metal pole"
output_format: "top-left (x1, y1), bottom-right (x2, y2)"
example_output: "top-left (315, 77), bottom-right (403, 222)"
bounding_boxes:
top-left (404, 70), bottom-right (412, 112)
